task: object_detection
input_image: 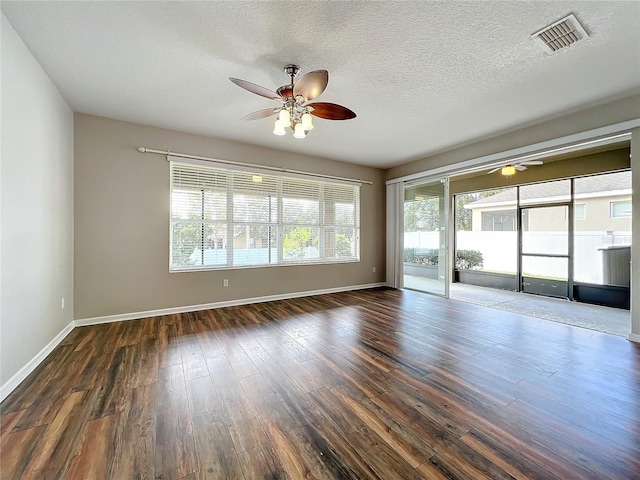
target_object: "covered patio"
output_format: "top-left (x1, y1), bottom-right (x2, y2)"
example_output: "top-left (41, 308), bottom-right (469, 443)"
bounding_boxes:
top-left (404, 275), bottom-right (630, 337)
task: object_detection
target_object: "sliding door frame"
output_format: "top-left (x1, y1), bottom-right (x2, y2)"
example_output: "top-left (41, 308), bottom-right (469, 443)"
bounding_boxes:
top-left (402, 175), bottom-right (451, 299)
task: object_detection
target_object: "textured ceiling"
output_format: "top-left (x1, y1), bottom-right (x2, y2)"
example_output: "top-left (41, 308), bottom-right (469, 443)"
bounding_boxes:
top-left (2, 1), bottom-right (639, 168)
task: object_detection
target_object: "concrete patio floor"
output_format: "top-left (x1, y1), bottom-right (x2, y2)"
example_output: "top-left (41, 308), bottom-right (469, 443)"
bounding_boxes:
top-left (404, 275), bottom-right (631, 337)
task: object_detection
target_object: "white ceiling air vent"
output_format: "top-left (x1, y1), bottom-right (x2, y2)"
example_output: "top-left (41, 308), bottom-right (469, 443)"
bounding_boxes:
top-left (532, 13), bottom-right (589, 54)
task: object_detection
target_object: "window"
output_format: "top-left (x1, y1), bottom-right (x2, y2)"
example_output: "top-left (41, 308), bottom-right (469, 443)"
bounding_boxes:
top-left (573, 203), bottom-right (586, 220)
top-left (611, 200), bottom-right (631, 218)
top-left (170, 161), bottom-right (360, 271)
top-left (481, 210), bottom-right (516, 231)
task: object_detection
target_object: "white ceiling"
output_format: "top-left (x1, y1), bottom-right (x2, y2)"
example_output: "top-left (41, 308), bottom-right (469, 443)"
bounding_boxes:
top-left (2, 1), bottom-right (639, 168)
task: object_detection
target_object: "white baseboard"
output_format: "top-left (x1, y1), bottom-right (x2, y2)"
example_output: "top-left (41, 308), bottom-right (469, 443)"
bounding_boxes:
top-left (74, 282), bottom-right (386, 326)
top-left (0, 320), bottom-right (75, 402)
top-left (627, 333), bottom-right (640, 343)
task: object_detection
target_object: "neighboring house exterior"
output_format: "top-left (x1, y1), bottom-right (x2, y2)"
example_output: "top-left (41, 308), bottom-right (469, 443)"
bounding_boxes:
top-left (464, 171), bottom-right (631, 234)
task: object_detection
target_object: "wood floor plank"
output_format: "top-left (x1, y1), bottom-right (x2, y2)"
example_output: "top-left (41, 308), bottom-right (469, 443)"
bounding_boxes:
top-left (0, 345), bottom-right (76, 413)
top-left (138, 316), bottom-right (160, 339)
top-left (244, 345), bottom-right (324, 428)
top-left (298, 418), bottom-right (378, 479)
top-left (412, 367), bottom-right (615, 479)
top-left (179, 330), bottom-right (209, 381)
top-left (90, 344), bottom-right (138, 419)
top-left (72, 338), bottom-right (119, 391)
top-left (375, 373), bottom-right (474, 438)
top-left (330, 384), bottom-right (436, 468)
top-left (308, 387), bottom-right (429, 480)
top-left (133, 335), bottom-right (160, 388)
top-left (237, 441), bottom-right (293, 480)
top-left (212, 324), bottom-right (260, 379)
top-left (523, 371), bottom-right (639, 420)
top-left (253, 334), bottom-right (324, 393)
top-left (65, 413), bottom-right (118, 479)
top-left (11, 347), bottom-right (93, 432)
top-left (507, 375), bottom-right (640, 442)
top-left (0, 424), bottom-right (47, 480)
top-left (300, 358), bottom-right (346, 391)
top-left (460, 427), bottom-right (563, 480)
top-left (205, 354), bottom-right (268, 454)
top-left (186, 376), bottom-right (222, 417)
top-left (295, 336), bottom-right (385, 400)
top-left (505, 399), bottom-right (639, 479)
top-left (193, 311), bottom-right (224, 358)
top-left (415, 458), bottom-right (457, 480)
top-left (260, 414), bottom-right (367, 479)
top-left (159, 323), bottom-right (182, 368)
top-left (239, 373), bottom-right (300, 433)
top-left (155, 366), bottom-right (197, 480)
top-left (191, 412), bottom-right (244, 480)
top-left (0, 409), bottom-right (25, 444)
top-left (109, 383), bottom-right (157, 479)
top-left (70, 325), bottom-right (99, 351)
top-left (120, 318), bottom-right (144, 346)
top-left (1, 287), bottom-right (637, 480)
top-left (20, 390), bottom-right (94, 479)
top-left (366, 389), bottom-right (513, 480)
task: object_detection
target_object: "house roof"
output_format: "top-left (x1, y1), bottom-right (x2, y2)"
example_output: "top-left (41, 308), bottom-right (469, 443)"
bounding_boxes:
top-left (465, 171), bottom-right (631, 208)
top-left (2, 2), bottom-right (639, 168)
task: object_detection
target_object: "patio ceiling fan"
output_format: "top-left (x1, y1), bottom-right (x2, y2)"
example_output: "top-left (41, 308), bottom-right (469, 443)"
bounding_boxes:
top-left (488, 160), bottom-right (544, 177)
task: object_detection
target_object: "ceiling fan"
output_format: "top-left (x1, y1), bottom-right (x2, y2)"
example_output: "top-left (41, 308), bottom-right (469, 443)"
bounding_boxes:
top-left (229, 64), bottom-right (356, 139)
top-left (488, 160), bottom-right (544, 176)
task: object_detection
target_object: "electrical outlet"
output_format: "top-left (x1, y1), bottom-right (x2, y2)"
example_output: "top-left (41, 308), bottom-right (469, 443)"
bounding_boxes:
top-left (61, 297), bottom-right (65, 309)
top-left (223, 279), bottom-right (229, 287)
top-left (373, 267), bottom-right (376, 273)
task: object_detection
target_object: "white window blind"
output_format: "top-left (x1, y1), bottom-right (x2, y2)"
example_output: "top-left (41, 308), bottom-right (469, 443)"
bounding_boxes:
top-left (170, 161), bottom-right (360, 271)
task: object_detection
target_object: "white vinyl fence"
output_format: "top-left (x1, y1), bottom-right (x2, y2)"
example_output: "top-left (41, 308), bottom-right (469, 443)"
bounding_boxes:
top-left (405, 230), bottom-right (631, 284)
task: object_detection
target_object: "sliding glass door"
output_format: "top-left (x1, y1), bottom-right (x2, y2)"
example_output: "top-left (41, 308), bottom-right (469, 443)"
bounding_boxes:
top-left (403, 177), bottom-right (449, 297)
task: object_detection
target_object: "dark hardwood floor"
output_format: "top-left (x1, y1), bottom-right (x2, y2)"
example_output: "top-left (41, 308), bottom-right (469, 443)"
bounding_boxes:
top-left (1, 287), bottom-right (639, 479)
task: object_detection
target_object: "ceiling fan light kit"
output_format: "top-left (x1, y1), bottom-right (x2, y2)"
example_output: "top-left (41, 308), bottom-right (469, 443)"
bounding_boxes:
top-left (487, 160), bottom-right (544, 176)
top-left (230, 64), bottom-right (356, 139)
top-left (501, 165), bottom-right (517, 176)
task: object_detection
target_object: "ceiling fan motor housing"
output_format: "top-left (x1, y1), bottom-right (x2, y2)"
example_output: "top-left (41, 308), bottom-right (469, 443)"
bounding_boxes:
top-left (277, 84), bottom-right (295, 99)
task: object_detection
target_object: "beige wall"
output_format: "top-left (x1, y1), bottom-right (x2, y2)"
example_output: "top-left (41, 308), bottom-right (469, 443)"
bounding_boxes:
top-left (1, 14), bottom-right (74, 388)
top-left (386, 94), bottom-right (640, 182)
top-left (572, 196), bottom-right (631, 232)
top-left (74, 114), bottom-right (386, 319)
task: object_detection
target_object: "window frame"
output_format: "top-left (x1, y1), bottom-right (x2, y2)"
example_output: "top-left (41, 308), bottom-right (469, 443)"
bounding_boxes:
top-left (169, 161), bottom-right (361, 272)
top-left (610, 200), bottom-right (631, 218)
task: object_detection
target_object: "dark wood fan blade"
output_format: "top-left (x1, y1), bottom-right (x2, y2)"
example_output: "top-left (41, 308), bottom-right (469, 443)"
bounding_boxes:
top-left (240, 108), bottom-right (278, 121)
top-left (293, 70), bottom-right (328, 102)
top-left (308, 102), bottom-right (356, 120)
top-left (229, 77), bottom-right (280, 100)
